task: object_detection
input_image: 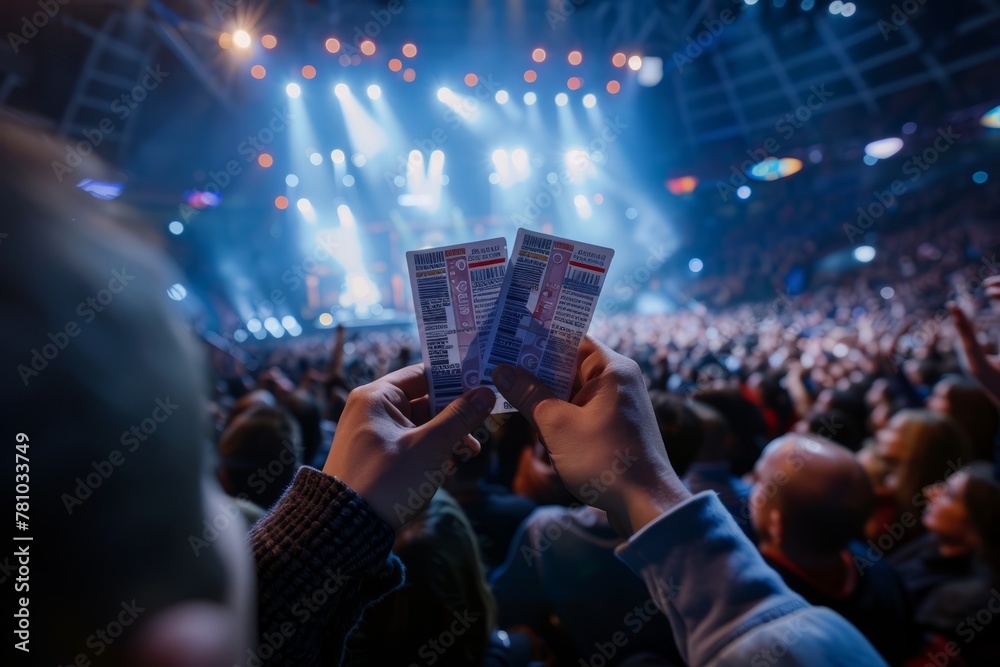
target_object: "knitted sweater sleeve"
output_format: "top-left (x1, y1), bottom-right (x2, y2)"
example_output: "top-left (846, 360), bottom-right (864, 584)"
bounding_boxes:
top-left (250, 466), bottom-right (404, 666)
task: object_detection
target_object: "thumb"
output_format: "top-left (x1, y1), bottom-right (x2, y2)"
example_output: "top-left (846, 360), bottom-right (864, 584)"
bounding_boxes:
top-left (492, 363), bottom-right (563, 431)
top-left (413, 386), bottom-right (495, 454)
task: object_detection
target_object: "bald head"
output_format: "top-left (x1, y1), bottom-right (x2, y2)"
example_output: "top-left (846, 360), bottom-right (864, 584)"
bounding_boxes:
top-left (751, 434), bottom-right (874, 554)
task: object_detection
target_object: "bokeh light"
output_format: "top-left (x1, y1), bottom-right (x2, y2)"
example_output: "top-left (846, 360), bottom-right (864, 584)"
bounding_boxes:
top-left (532, 48), bottom-right (546, 62)
top-left (218, 32), bottom-right (233, 49)
top-left (402, 43), bottom-right (417, 58)
top-left (567, 77), bottom-right (582, 90)
top-left (325, 38), bottom-right (341, 53)
top-left (403, 68), bottom-right (416, 82)
top-left (250, 65), bottom-right (266, 79)
top-left (606, 80), bottom-right (621, 94)
top-left (524, 69), bottom-right (537, 83)
top-left (301, 65), bottom-right (316, 79)
top-left (233, 30), bottom-right (251, 49)
top-left (389, 58), bottom-right (403, 72)
top-left (275, 196), bottom-right (288, 210)
top-left (465, 73), bottom-right (479, 86)
top-left (568, 50), bottom-right (583, 65)
top-left (261, 35), bottom-right (277, 49)
top-left (360, 40), bottom-right (376, 56)
top-left (612, 52), bottom-right (626, 67)
top-left (257, 153), bottom-right (273, 168)
top-left (628, 55), bottom-right (642, 71)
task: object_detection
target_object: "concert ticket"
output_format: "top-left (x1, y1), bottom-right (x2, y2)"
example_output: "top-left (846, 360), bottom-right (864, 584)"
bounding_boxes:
top-left (407, 238), bottom-right (508, 415)
top-left (481, 229), bottom-right (614, 413)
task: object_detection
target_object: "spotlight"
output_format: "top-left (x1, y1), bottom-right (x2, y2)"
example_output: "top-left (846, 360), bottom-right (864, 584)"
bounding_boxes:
top-left (853, 245), bottom-right (876, 263)
top-left (437, 87), bottom-right (452, 102)
top-left (555, 92), bottom-right (568, 106)
top-left (168, 220), bottom-right (184, 235)
top-left (318, 313), bottom-right (334, 326)
top-left (582, 93), bottom-right (597, 108)
top-left (334, 83), bottom-right (349, 98)
top-left (233, 30), bottom-right (251, 48)
top-left (524, 92), bottom-right (537, 105)
top-left (865, 137), bottom-right (903, 159)
top-left (367, 84), bottom-right (382, 100)
top-left (495, 90), bottom-right (509, 104)
top-left (628, 55), bottom-right (642, 71)
top-left (331, 149), bottom-right (345, 164)
top-left (167, 284), bottom-right (187, 301)
top-left (285, 83), bottom-right (301, 98)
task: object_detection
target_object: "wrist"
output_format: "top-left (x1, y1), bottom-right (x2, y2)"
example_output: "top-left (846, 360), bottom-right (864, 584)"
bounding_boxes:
top-left (614, 475), bottom-right (691, 537)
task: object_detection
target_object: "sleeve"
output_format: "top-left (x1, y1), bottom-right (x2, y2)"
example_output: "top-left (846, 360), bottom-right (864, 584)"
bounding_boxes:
top-left (616, 492), bottom-right (888, 667)
top-left (250, 466), bottom-right (404, 666)
top-left (490, 510), bottom-right (552, 629)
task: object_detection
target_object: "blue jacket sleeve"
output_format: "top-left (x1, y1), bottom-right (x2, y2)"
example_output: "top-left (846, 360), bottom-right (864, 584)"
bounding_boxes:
top-left (615, 492), bottom-right (888, 667)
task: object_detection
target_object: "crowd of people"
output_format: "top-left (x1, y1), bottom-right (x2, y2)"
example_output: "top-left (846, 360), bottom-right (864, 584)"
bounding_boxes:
top-left (8, 105), bottom-right (1000, 667)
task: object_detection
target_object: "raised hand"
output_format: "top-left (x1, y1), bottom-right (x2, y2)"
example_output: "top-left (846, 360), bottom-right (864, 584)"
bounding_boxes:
top-left (324, 364), bottom-right (495, 530)
top-left (492, 338), bottom-right (690, 536)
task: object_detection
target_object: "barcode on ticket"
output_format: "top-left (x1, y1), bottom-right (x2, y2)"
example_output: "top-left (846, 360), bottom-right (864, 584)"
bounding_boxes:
top-left (482, 229), bottom-right (614, 413)
top-left (407, 238), bottom-right (508, 415)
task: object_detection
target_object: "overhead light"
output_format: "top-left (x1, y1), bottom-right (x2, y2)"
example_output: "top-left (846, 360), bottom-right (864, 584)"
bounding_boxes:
top-left (865, 137), bottom-right (904, 159)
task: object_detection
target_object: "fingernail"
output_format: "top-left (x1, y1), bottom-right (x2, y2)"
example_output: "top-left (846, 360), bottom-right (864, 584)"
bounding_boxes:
top-left (472, 387), bottom-right (495, 411)
top-left (493, 364), bottom-right (516, 391)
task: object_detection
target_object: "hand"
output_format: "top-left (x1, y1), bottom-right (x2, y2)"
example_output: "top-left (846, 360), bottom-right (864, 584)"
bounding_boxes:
top-left (949, 282), bottom-right (1000, 405)
top-left (492, 338), bottom-right (691, 536)
top-left (324, 364), bottom-right (496, 530)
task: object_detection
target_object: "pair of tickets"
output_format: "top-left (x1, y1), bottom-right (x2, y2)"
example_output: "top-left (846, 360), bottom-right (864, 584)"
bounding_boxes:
top-left (406, 228), bottom-right (615, 414)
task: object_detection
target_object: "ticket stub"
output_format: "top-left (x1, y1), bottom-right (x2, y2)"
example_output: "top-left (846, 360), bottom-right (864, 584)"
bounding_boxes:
top-left (482, 229), bottom-right (614, 413)
top-left (407, 238), bottom-right (508, 415)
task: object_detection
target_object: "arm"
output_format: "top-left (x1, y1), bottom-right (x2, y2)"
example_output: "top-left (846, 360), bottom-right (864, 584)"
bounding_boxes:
top-left (254, 364), bottom-right (496, 666)
top-left (616, 491), bottom-right (884, 666)
top-left (251, 468), bottom-right (403, 666)
top-left (492, 338), bottom-right (887, 666)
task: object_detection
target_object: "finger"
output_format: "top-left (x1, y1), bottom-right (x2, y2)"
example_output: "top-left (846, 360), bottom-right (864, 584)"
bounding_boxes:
top-left (379, 364), bottom-right (429, 400)
top-left (410, 387), bottom-right (495, 455)
top-left (409, 395), bottom-right (432, 426)
top-left (578, 337), bottom-right (618, 382)
top-left (492, 363), bottom-right (564, 431)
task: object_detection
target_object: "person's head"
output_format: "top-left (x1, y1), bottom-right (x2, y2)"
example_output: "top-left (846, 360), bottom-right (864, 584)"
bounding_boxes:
top-left (797, 409), bottom-right (864, 452)
top-left (648, 391), bottom-right (704, 476)
top-left (872, 410), bottom-right (971, 518)
top-left (0, 116), bottom-right (252, 666)
top-left (923, 462), bottom-right (1000, 574)
top-left (217, 404), bottom-right (302, 509)
top-left (928, 376), bottom-right (999, 463)
top-left (352, 490), bottom-right (496, 665)
top-left (688, 401), bottom-right (730, 465)
top-left (750, 435), bottom-right (873, 557)
top-left (691, 388), bottom-right (768, 477)
top-left (276, 389), bottom-right (323, 467)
